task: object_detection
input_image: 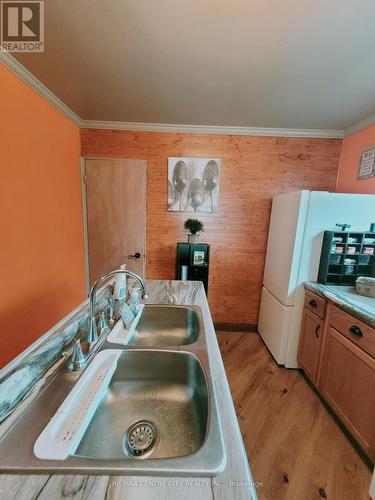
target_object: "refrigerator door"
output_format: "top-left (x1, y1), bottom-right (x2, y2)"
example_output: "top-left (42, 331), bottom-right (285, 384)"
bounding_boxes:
top-left (258, 287), bottom-right (293, 364)
top-left (285, 284), bottom-right (306, 368)
top-left (263, 190), bottom-right (310, 305)
top-left (284, 191), bottom-right (375, 368)
top-left (295, 191), bottom-right (375, 285)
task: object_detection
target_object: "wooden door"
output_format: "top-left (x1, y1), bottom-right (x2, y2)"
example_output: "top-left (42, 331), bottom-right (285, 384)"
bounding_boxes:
top-left (84, 159), bottom-right (147, 287)
top-left (298, 308), bottom-right (323, 384)
top-left (320, 326), bottom-right (375, 460)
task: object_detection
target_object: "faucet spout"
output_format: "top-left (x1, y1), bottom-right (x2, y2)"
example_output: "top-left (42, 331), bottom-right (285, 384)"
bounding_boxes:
top-left (87, 317), bottom-right (99, 350)
top-left (87, 269), bottom-right (148, 346)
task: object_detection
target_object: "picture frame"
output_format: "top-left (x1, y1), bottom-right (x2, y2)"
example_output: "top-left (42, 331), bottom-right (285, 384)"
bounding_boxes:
top-left (193, 250), bottom-right (206, 266)
top-left (358, 146), bottom-right (375, 180)
top-left (167, 157), bottom-right (221, 212)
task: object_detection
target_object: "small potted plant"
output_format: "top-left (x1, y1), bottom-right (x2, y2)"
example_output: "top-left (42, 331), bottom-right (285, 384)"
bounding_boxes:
top-left (184, 218), bottom-right (204, 244)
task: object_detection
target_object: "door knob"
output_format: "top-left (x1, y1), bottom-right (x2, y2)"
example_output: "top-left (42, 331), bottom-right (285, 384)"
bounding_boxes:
top-left (128, 252), bottom-right (141, 259)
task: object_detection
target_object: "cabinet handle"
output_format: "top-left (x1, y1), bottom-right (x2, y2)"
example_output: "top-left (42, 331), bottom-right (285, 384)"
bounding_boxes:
top-left (309, 299), bottom-right (317, 308)
top-left (349, 325), bottom-right (363, 337)
top-left (315, 325), bottom-right (320, 338)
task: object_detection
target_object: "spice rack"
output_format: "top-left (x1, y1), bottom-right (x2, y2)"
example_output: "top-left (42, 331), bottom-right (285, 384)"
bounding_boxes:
top-left (318, 230), bottom-right (375, 285)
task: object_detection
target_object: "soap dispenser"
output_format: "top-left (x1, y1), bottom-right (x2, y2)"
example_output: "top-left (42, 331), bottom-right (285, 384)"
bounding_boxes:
top-left (113, 264), bottom-right (127, 300)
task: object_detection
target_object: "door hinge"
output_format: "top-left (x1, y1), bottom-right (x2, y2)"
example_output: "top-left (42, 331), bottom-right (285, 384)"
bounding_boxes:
top-left (82, 174), bottom-right (87, 184)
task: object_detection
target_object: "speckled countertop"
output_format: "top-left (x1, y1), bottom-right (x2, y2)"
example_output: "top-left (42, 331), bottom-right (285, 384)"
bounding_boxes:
top-left (304, 282), bottom-right (375, 328)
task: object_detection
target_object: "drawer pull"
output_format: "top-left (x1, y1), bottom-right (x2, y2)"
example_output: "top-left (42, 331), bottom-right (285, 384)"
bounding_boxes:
top-left (315, 325), bottom-right (320, 338)
top-left (349, 325), bottom-right (363, 337)
top-left (309, 299), bottom-right (317, 307)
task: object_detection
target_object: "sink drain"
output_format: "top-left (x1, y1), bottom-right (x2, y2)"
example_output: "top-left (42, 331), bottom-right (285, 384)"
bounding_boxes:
top-left (123, 421), bottom-right (157, 456)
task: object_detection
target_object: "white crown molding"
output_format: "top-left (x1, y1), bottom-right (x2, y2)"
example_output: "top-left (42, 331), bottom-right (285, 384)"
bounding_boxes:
top-left (344, 113), bottom-right (375, 137)
top-left (81, 119), bottom-right (344, 138)
top-left (0, 49), bottom-right (82, 127)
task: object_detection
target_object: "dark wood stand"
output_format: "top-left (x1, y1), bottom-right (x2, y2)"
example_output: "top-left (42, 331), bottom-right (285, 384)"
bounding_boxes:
top-left (176, 243), bottom-right (210, 294)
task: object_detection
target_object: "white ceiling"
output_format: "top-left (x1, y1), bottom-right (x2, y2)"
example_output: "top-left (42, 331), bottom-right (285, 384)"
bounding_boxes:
top-left (13, 0), bottom-right (375, 130)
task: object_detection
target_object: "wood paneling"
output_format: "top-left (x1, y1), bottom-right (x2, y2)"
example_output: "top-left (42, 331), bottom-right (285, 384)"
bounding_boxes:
top-left (81, 129), bottom-right (341, 324)
top-left (218, 332), bottom-right (372, 500)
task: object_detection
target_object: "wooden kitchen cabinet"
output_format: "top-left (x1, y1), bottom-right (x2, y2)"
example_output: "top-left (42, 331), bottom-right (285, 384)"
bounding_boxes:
top-left (304, 290), bottom-right (327, 320)
top-left (299, 290), bottom-right (375, 461)
top-left (329, 305), bottom-right (375, 358)
top-left (320, 326), bottom-right (375, 460)
top-left (298, 308), bottom-right (324, 384)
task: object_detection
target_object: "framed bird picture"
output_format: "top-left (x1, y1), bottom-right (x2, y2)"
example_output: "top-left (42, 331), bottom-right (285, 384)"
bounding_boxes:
top-left (167, 157), bottom-right (221, 212)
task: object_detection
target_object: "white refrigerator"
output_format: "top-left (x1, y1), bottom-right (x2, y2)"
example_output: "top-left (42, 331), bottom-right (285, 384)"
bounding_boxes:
top-left (258, 190), bottom-right (375, 368)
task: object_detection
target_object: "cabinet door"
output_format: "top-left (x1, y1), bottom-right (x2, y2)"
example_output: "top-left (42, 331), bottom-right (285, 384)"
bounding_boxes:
top-left (320, 326), bottom-right (375, 460)
top-left (298, 308), bottom-right (323, 384)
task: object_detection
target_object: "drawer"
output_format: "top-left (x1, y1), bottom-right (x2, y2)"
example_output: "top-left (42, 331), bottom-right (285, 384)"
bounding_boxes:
top-left (304, 290), bottom-right (327, 319)
top-left (329, 305), bottom-right (375, 358)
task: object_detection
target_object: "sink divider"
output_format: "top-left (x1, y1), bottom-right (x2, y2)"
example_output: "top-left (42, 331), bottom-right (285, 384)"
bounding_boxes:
top-left (33, 350), bottom-right (121, 460)
top-left (107, 304), bottom-right (144, 345)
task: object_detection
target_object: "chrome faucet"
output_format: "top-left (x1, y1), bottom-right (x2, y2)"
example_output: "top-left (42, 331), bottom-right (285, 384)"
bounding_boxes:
top-left (67, 269), bottom-right (149, 372)
top-left (87, 269), bottom-right (149, 350)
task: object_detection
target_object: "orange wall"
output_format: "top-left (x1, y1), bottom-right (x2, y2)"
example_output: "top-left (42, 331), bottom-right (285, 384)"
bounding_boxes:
top-left (0, 64), bottom-right (85, 367)
top-left (336, 123), bottom-right (375, 194)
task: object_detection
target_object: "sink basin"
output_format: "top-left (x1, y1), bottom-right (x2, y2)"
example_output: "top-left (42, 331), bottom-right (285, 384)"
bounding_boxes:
top-left (74, 350), bottom-right (208, 460)
top-left (0, 305), bottom-right (225, 476)
top-left (124, 305), bottom-right (200, 347)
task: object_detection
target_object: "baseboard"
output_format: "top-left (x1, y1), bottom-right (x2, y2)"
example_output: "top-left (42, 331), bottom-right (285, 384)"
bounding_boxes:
top-left (214, 322), bottom-right (258, 332)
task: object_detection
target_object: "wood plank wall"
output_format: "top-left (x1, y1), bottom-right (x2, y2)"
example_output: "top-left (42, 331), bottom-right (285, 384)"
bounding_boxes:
top-left (81, 130), bottom-right (342, 326)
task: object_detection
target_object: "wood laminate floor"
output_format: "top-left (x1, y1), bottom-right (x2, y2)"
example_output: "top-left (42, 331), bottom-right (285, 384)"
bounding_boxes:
top-left (217, 332), bottom-right (373, 500)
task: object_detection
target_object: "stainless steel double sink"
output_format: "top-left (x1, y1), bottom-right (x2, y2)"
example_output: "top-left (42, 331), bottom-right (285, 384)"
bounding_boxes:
top-left (0, 305), bottom-right (226, 476)
top-left (125, 304), bottom-right (199, 346)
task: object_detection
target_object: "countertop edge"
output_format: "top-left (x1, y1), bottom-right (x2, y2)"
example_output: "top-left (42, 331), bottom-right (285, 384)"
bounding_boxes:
top-left (304, 281), bottom-right (375, 328)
